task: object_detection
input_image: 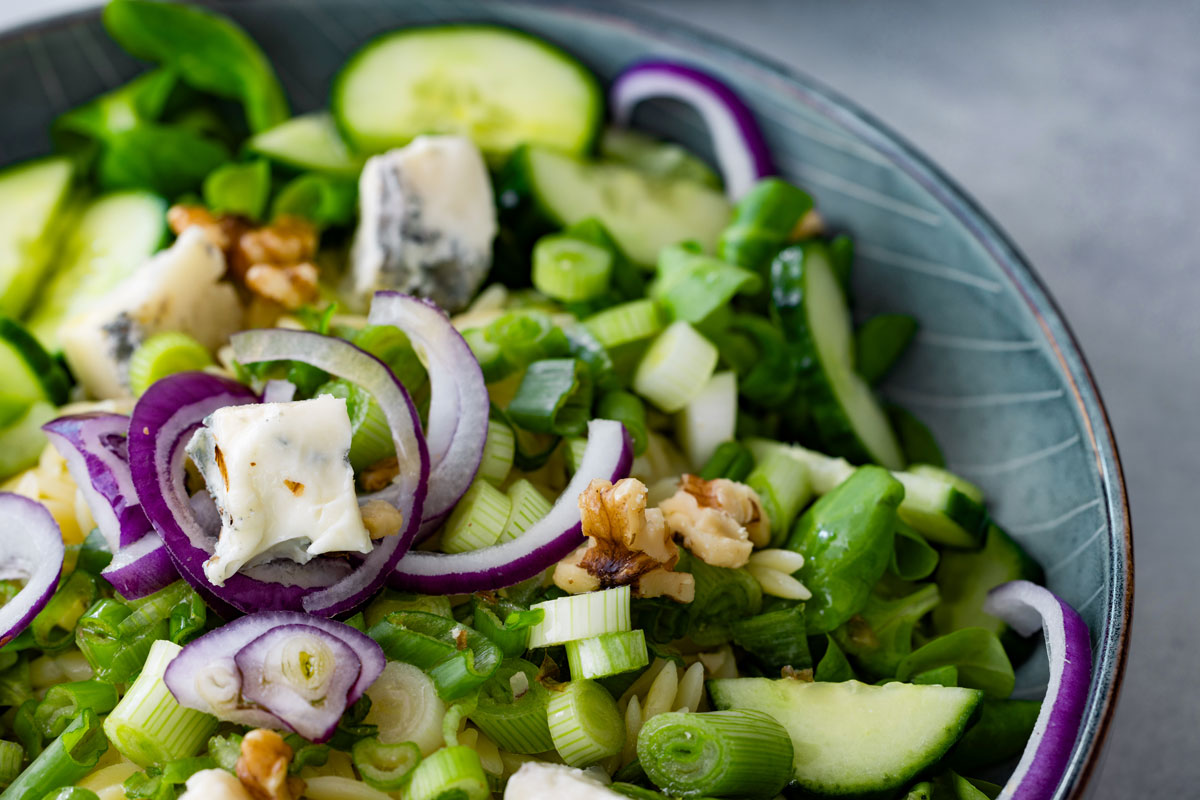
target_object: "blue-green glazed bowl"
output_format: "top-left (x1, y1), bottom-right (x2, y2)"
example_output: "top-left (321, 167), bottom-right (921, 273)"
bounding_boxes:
top-left (0, 2), bottom-right (1131, 796)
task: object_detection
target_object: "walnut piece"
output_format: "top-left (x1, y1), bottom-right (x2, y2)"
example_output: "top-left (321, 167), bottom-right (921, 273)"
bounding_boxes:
top-left (659, 475), bottom-right (770, 569)
top-left (360, 457), bottom-right (400, 492)
top-left (169, 205), bottom-right (320, 308)
top-left (236, 729), bottom-right (305, 800)
top-left (361, 499), bottom-right (405, 539)
top-left (554, 478), bottom-right (694, 603)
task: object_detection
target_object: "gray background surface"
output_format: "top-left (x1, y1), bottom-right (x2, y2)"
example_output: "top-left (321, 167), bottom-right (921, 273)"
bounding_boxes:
top-left (4, 0), bottom-right (1194, 796)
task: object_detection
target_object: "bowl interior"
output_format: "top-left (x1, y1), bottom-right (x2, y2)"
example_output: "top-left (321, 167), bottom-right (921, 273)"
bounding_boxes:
top-left (0, 1), bottom-right (1130, 796)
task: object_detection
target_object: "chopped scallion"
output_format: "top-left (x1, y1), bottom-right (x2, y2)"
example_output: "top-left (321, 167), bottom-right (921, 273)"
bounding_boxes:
top-left (583, 299), bottom-right (664, 349)
top-left (565, 630), bottom-right (649, 680)
top-left (596, 390), bottom-right (648, 456)
top-left (440, 480), bottom-right (512, 554)
top-left (406, 745), bottom-right (489, 800)
top-left (508, 358), bottom-right (593, 437)
top-left (528, 586), bottom-right (632, 649)
top-left (477, 419), bottom-right (516, 485)
top-left (633, 321), bottom-right (718, 413)
top-left (746, 449), bottom-right (812, 546)
top-left (468, 659), bottom-right (555, 755)
top-left (499, 480), bottom-right (552, 543)
top-left (533, 234), bottom-right (614, 302)
top-left (546, 679), bottom-right (625, 767)
top-left (699, 440), bottom-right (755, 482)
top-left (351, 737), bottom-right (421, 791)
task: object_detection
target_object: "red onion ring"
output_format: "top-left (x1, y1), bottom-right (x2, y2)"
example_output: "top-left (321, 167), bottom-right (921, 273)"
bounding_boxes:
top-left (43, 413), bottom-right (153, 551)
top-left (164, 610), bottom-right (384, 743)
top-left (392, 419), bottom-right (632, 593)
top-left (101, 532), bottom-right (178, 600)
top-left (231, 329), bottom-right (429, 617)
top-left (0, 493), bottom-right (65, 646)
top-left (611, 60), bottom-right (773, 198)
top-left (984, 580), bottom-right (1093, 800)
top-left (366, 292), bottom-right (488, 536)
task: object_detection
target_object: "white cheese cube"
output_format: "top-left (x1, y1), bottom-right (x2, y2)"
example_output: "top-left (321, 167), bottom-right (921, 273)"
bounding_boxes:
top-left (185, 395), bottom-right (373, 587)
top-left (503, 763), bottom-right (625, 800)
top-left (60, 227), bottom-right (242, 399)
top-left (350, 135), bottom-right (497, 312)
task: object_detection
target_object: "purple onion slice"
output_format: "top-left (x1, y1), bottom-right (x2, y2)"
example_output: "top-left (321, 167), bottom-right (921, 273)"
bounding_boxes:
top-left (392, 418), bottom-right (632, 593)
top-left (43, 412), bottom-right (152, 551)
top-left (0, 493), bottom-right (65, 645)
top-left (984, 580), bottom-right (1094, 800)
top-left (101, 532), bottom-right (178, 600)
top-left (366, 292), bottom-right (488, 536)
top-left (611, 60), bottom-right (774, 198)
top-left (164, 611), bottom-right (384, 743)
top-left (230, 329), bottom-right (429, 617)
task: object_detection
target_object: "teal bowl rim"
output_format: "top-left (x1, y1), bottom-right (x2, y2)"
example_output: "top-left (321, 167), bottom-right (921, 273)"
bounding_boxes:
top-left (0, 2), bottom-right (1132, 796)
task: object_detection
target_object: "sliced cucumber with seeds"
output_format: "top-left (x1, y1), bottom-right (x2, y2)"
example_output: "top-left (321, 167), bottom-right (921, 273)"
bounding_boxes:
top-left (245, 111), bottom-right (365, 176)
top-left (499, 145), bottom-right (731, 266)
top-left (770, 242), bottom-right (905, 470)
top-left (708, 678), bottom-right (982, 796)
top-left (0, 317), bottom-right (72, 478)
top-left (0, 157), bottom-right (75, 318)
top-left (894, 465), bottom-right (989, 548)
top-left (332, 25), bottom-right (602, 160)
top-left (27, 190), bottom-right (167, 351)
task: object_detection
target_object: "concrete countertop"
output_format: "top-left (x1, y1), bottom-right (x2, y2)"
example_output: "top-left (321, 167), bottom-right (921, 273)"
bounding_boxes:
top-left (4, 0), bottom-right (1194, 795)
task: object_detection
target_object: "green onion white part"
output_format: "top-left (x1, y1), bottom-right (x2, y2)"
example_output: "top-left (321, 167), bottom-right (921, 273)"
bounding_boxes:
top-left (633, 320), bottom-right (719, 413)
top-left (675, 370), bottom-right (737, 468)
top-left (565, 630), bottom-right (650, 680)
top-left (477, 419), bottom-right (516, 485)
top-left (532, 234), bottom-right (614, 302)
top-left (440, 479), bottom-right (513, 554)
top-left (546, 679), bottom-right (625, 767)
top-left (363, 662), bottom-right (447, 755)
top-left (583, 298), bottom-right (664, 348)
top-left (499, 479), bottom-right (553, 543)
top-left (527, 586), bottom-right (632, 648)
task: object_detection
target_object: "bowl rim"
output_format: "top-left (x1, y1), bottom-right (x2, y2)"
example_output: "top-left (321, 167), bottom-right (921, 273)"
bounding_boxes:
top-left (0, 2), bottom-right (1132, 796)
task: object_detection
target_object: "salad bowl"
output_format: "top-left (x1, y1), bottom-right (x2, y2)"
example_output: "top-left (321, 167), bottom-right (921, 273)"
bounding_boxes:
top-left (0, 1), bottom-right (1130, 797)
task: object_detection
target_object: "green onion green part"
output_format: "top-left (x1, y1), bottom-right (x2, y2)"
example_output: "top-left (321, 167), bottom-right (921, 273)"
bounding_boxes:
top-left (32, 572), bottom-right (97, 652)
top-left (596, 390), bottom-right (648, 456)
top-left (533, 234), bottom-right (614, 302)
top-left (0, 740), bottom-right (22, 789)
top-left (0, 709), bottom-right (107, 800)
top-left (583, 299), bottom-right (664, 349)
top-left (351, 737), bottom-right (421, 791)
top-left (717, 177), bottom-right (814, 276)
top-left (478, 419), bottom-right (516, 486)
top-left (508, 358), bottom-right (593, 437)
top-left (746, 449), bottom-right (812, 547)
top-left (565, 630), bottom-right (649, 680)
top-left (128, 332), bottom-right (214, 397)
top-left (102, 640), bottom-right (218, 767)
top-left (201, 159), bottom-right (271, 221)
top-left (730, 605), bottom-right (812, 673)
top-left (637, 709), bottom-right (794, 799)
top-left (699, 441), bottom-right (755, 482)
top-left (406, 745), bottom-right (489, 800)
top-left (468, 659), bottom-right (555, 755)
top-left (368, 611), bottom-right (501, 700)
top-left (499, 480), bottom-right (553, 543)
top-left (440, 480), bottom-right (512, 554)
top-left (34, 681), bottom-right (119, 740)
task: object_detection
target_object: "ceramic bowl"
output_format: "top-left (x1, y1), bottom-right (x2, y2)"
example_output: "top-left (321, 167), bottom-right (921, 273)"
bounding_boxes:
top-left (0, 2), bottom-right (1131, 796)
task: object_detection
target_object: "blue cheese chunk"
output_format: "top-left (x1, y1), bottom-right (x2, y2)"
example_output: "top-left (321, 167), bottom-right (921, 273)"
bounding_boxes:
top-left (503, 763), bottom-right (625, 800)
top-left (60, 227), bottom-right (242, 399)
top-left (350, 135), bottom-right (497, 312)
top-left (186, 395), bottom-right (373, 587)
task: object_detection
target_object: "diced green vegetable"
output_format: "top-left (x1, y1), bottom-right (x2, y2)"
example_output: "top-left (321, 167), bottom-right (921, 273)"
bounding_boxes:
top-left (246, 112), bottom-right (365, 176)
top-left (468, 659), bottom-right (555, 755)
top-left (499, 479), bottom-right (552, 544)
top-left (440, 479), bottom-right (512, 554)
top-left (127, 331), bottom-right (213, 395)
top-left (565, 630), bottom-right (649, 680)
top-left (546, 679), bottom-right (624, 767)
top-left (532, 234), bottom-right (613, 302)
top-left (406, 745), bottom-right (489, 800)
top-left (0, 709), bottom-right (107, 800)
top-left (508, 358), bottom-right (592, 437)
top-left (718, 177), bottom-right (813, 277)
top-left (477, 419), bottom-right (516, 486)
top-left (699, 440), bottom-right (755, 482)
top-left (633, 320), bottom-right (718, 413)
top-left (367, 611), bottom-right (501, 700)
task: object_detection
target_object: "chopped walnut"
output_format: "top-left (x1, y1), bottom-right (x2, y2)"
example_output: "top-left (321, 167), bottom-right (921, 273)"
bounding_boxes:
top-left (360, 457), bottom-right (400, 492)
top-left (361, 499), bottom-right (404, 539)
top-left (236, 729), bottom-right (305, 800)
top-left (244, 262), bottom-right (319, 310)
top-left (553, 478), bottom-right (694, 603)
top-left (169, 205), bottom-right (321, 308)
top-left (782, 666), bottom-right (814, 681)
top-left (659, 475), bottom-right (770, 569)
top-left (790, 208), bottom-right (825, 240)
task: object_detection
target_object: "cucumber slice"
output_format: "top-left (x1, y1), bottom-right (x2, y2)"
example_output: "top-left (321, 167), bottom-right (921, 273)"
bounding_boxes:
top-left (933, 524), bottom-right (1045, 641)
top-left (0, 318), bottom-right (70, 405)
top-left (332, 26), bottom-right (602, 160)
top-left (708, 678), bottom-right (982, 796)
top-left (894, 465), bottom-right (988, 549)
top-left (26, 191), bottom-right (167, 351)
top-left (598, 128), bottom-right (721, 189)
top-left (0, 157), bottom-right (75, 317)
top-left (0, 401), bottom-right (57, 478)
top-left (770, 243), bottom-right (905, 470)
top-left (501, 145), bottom-right (731, 266)
top-left (245, 112), bottom-right (365, 176)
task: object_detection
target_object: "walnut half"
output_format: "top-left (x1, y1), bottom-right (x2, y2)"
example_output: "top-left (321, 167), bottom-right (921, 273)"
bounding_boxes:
top-left (553, 478), bottom-right (695, 603)
top-left (236, 729), bottom-right (305, 800)
top-left (659, 475), bottom-right (770, 569)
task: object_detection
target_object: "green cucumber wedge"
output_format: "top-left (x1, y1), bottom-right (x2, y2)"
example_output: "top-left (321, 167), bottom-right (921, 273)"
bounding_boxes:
top-left (27, 191), bottom-right (167, 351)
top-left (332, 25), bottom-right (602, 160)
top-left (894, 464), bottom-right (989, 549)
top-left (0, 157), bottom-right (75, 317)
top-left (499, 145), bottom-right (731, 266)
top-left (933, 524), bottom-right (1045, 648)
top-left (770, 243), bottom-right (905, 470)
top-left (0, 401), bottom-right (58, 479)
top-left (245, 111), bottom-right (365, 177)
top-left (0, 318), bottom-right (71, 406)
top-left (708, 678), bottom-right (982, 796)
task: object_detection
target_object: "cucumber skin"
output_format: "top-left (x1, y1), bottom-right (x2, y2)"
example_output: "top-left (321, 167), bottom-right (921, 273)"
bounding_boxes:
top-left (330, 24), bottom-right (603, 158)
top-left (708, 678), bottom-right (983, 796)
top-left (770, 243), bottom-right (903, 470)
top-left (0, 318), bottom-right (70, 405)
top-left (896, 487), bottom-right (988, 550)
top-left (493, 145), bottom-right (556, 288)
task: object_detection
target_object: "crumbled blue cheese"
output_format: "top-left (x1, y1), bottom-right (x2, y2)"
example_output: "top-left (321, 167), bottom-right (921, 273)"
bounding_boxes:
top-left (185, 395), bottom-right (373, 587)
top-left (60, 228), bottom-right (242, 399)
top-left (350, 135), bottom-right (497, 312)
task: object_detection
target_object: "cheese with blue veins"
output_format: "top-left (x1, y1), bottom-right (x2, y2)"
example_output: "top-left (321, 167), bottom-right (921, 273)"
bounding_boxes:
top-left (185, 394), bottom-right (374, 587)
top-left (59, 227), bottom-right (242, 399)
top-left (350, 134), bottom-right (497, 312)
